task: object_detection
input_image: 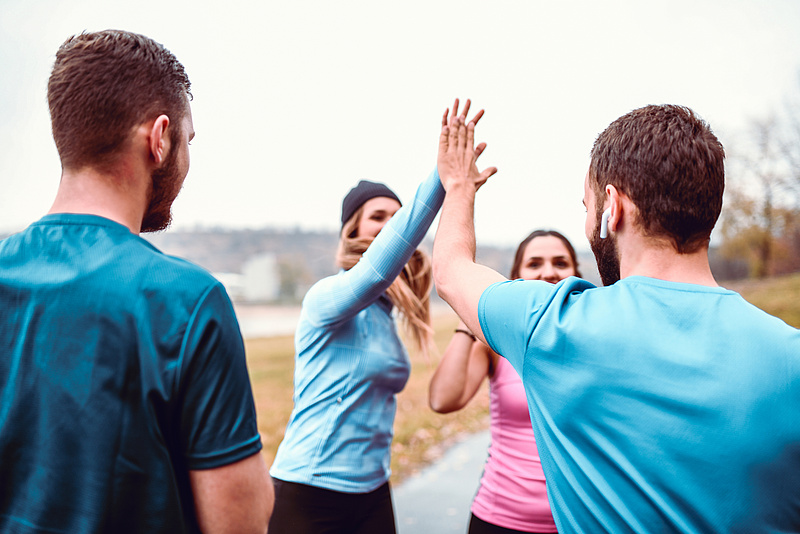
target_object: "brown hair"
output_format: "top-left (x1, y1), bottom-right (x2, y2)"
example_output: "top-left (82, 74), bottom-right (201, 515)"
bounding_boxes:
top-left (510, 230), bottom-right (581, 279)
top-left (337, 206), bottom-right (434, 355)
top-left (47, 30), bottom-right (192, 170)
top-left (589, 104), bottom-right (725, 254)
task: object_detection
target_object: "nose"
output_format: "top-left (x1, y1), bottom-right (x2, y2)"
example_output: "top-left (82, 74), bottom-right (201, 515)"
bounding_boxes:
top-left (541, 262), bottom-right (558, 283)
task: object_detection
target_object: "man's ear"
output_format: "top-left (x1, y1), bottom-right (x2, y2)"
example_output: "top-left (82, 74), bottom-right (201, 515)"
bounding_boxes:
top-left (605, 184), bottom-right (623, 235)
top-left (148, 115), bottom-right (171, 165)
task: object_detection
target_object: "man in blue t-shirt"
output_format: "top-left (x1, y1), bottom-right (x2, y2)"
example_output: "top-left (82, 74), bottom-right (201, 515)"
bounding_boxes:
top-left (0, 31), bottom-right (272, 533)
top-left (432, 102), bottom-right (799, 532)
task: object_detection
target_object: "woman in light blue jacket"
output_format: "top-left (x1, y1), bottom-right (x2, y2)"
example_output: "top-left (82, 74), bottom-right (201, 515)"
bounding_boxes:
top-left (269, 100), bottom-right (485, 534)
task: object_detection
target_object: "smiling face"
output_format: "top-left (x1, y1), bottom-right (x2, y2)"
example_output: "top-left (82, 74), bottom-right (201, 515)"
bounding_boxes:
top-left (517, 235), bottom-right (578, 283)
top-left (355, 196), bottom-right (402, 239)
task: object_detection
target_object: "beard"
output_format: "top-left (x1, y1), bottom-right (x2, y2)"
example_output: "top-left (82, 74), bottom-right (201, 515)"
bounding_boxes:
top-left (141, 138), bottom-right (184, 233)
top-left (589, 208), bottom-right (621, 286)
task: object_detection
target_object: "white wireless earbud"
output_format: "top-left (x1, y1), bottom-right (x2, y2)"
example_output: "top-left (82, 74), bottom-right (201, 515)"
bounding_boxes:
top-left (600, 208), bottom-right (612, 239)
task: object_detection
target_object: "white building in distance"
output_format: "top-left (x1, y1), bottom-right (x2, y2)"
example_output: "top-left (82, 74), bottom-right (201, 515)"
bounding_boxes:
top-left (240, 253), bottom-right (280, 303)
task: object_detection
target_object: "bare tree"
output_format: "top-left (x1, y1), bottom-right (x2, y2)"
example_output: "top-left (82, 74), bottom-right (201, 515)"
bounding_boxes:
top-left (779, 72), bottom-right (800, 201)
top-left (720, 110), bottom-right (800, 278)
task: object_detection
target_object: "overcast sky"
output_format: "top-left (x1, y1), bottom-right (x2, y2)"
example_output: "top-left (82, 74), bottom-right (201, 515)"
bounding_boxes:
top-left (2, 0), bottom-right (799, 250)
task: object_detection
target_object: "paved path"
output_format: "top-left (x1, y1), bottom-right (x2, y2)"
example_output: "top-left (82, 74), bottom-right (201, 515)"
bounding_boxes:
top-left (394, 430), bottom-right (491, 533)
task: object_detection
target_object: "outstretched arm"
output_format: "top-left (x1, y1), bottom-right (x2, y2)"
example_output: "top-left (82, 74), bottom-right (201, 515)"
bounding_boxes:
top-left (304, 103), bottom-right (487, 329)
top-left (429, 318), bottom-right (493, 413)
top-left (432, 99), bottom-right (505, 345)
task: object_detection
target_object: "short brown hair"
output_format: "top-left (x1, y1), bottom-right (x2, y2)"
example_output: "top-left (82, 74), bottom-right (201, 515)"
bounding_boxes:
top-left (589, 105), bottom-right (725, 253)
top-left (47, 30), bottom-right (192, 169)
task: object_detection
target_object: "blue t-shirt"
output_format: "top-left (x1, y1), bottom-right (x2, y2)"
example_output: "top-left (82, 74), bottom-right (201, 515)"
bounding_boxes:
top-left (0, 214), bottom-right (262, 534)
top-left (479, 275), bottom-right (800, 533)
top-left (271, 169), bottom-right (444, 493)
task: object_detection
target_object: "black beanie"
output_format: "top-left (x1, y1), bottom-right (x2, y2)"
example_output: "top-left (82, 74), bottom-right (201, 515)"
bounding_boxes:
top-left (340, 180), bottom-right (401, 227)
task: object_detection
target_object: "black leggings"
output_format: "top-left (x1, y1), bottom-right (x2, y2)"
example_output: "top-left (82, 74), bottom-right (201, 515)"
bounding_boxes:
top-left (468, 513), bottom-right (557, 534)
top-left (268, 477), bottom-right (396, 534)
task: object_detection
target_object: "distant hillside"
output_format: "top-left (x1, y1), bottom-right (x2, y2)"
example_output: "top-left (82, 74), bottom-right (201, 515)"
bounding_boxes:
top-left (142, 226), bottom-right (603, 296)
top-left (142, 227), bottom-right (546, 300)
top-left (3, 225), bottom-right (756, 301)
top-left (144, 226), bottom-right (338, 283)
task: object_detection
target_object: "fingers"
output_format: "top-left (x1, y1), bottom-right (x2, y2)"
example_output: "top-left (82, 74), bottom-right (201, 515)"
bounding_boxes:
top-left (459, 99), bottom-right (472, 121)
top-left (474, 166), bottom-right (498, 190)
top-left (440, 99), bottom-right (491, 179)
top-left (449, 98), bottom-right (460, 123)
top-left (470, 109), bottom-right (484, 127)
top-left (448, 116), bottom-right (461, 151)
top-left (457, 116), bottom-right (468, 151)
top-left (466, 121), bottom-right (475, 153)
top-left (480, 166), bottom-right (498, 182)
top-left (452, 98), bottom-right (483, 126)
top-left (439, 122), bottom-right (450, 155)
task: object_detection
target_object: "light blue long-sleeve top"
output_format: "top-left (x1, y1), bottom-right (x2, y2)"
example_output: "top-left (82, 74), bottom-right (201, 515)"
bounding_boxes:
top-left (270, 168), bottom-right (444, 493)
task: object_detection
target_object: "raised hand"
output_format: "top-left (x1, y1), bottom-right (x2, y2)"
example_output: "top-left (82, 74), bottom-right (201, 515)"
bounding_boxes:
top-left (437, 98), bottom-right (497, 193)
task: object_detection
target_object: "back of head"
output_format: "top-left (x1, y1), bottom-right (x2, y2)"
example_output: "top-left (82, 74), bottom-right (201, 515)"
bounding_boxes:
top-left (589, 104), bottom-right (725, 253)
top-left (48, 30), bottom-right (192, 170)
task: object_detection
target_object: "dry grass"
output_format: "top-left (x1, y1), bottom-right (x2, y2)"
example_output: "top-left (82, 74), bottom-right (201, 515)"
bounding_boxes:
top-left (245, 309), bottom-right (490, 484)
top-left (723, 272), bottom-right (800, 328)
top-left (391, 312), bottom-right (490, 482)
top-left (243, 334), bottom-right (297, 469)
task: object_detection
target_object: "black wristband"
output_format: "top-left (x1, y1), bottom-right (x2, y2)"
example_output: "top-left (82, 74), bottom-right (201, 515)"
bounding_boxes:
top-left (454, 328), bottom-right (476, 341)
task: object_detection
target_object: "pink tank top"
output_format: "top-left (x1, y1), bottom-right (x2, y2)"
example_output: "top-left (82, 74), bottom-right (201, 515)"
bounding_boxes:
top-left (470, 356), bottom-right (558, 532)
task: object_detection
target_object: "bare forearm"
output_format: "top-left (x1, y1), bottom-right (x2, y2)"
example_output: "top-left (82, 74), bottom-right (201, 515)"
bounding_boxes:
top-left (432, 182), bottom-right (478, 302)
top-left (429, 328), bottom-right (477, 413)
top-left (433, 183), bottom-right (503, 341)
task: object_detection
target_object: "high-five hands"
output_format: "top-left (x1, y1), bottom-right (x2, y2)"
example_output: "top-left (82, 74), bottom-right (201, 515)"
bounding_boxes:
top-left (437, 98), bottom-right (497, 193)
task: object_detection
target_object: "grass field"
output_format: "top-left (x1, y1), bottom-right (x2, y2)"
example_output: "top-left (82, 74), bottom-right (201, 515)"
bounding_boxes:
top-left (246, 272), bottom-right (800, 485)
top-left (723, 272), bottom-right (800, 328)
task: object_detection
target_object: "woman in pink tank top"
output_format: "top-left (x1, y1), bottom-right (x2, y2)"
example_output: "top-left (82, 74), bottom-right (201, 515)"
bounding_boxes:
top-left (429, 230), bottom-right (581, 534)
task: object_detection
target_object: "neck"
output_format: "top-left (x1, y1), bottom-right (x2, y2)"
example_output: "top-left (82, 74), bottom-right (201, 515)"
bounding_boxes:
top-left (48, 162), bottom-right (149, 234)
top-left (618, 235), bottom-right (717, 287)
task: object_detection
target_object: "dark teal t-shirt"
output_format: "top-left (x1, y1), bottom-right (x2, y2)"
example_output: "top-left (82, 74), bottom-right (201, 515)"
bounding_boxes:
top-left (0, 214), bottom-right (262, 533)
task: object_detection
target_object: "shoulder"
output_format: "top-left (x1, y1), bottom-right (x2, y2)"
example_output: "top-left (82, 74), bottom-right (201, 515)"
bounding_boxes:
top-left (301, 270), bottom-right (346, 306)
top-left (481, 276), bottom-right (596, 309)
top-left (123, 236), bottom-right (224, 298)
top-left (107, 238), bottom-right (237, 339)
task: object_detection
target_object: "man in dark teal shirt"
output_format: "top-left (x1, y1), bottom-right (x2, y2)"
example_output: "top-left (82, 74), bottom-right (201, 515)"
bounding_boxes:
top-left (0, 30), bottom-right (272, 533)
